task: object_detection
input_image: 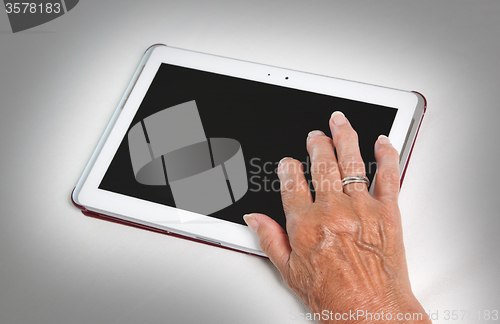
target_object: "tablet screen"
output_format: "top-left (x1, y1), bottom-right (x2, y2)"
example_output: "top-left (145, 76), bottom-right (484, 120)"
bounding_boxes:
top-left (99, 63), bottom-right (397, 229)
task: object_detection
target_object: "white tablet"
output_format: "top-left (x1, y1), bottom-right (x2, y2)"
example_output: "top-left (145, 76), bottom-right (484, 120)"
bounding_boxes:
top-left (72, 44), bottom-right (426, 257)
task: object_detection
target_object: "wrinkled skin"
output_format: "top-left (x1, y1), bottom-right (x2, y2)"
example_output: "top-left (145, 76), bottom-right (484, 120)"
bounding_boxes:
top-left (244, 112), bottom-right (431, 324)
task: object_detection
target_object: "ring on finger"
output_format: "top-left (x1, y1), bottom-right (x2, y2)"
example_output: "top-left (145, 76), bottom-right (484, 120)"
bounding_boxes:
top-left (341, 175), bottom-right (369, 189)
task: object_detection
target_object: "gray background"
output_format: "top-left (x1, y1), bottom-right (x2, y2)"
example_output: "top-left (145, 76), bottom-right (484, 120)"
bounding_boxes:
top-left (1, 1), bottom-right (499, 323)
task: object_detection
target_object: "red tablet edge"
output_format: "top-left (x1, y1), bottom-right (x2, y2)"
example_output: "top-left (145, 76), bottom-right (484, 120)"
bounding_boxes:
top-left (70, 188), bottom-right (266, 259)
top-left (400, 91), bottom-right (427, 186)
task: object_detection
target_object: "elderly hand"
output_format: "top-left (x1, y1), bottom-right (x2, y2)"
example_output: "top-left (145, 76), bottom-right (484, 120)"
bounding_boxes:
top-left (243, 111), bottom-right (430, 324)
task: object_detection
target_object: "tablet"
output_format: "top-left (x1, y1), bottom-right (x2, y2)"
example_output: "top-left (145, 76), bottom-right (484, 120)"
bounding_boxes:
top-left (72, 44), bottom-right (426, 257)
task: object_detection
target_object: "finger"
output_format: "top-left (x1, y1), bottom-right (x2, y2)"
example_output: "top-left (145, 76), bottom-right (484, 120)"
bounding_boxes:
top-left (305, 130), bottom-right (342, 198)
top-left (373, 135), bottom-right (400, 203)
top-left (329, 111), bottom-right (368, 196)
top-left (243, 213), bottom-right (291, 274)
top-left (277, 157), bottom-right (313, 217)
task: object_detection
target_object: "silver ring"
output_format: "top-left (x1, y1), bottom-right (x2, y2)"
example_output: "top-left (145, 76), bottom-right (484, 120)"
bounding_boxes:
top-left (341, 175), bottom-right (369, 189)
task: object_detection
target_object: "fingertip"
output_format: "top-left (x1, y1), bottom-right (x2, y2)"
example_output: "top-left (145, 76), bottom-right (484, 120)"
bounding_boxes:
top-left (375, 134), bottom-right (392, 151)
top-left (374, 135), bottom-right (398, 161)
top-left (330, 111), bottom-right (347, 126)
top-left (244, 213), bottom-right (282, 233)
top-left (243, 214), bottom-right (259, 232)
top-left (307, 130), bottom-right (325, 139)
top-left (277, 157), bottom-right (301, 175)
top-left (377, 134), bottom-right (390, 144)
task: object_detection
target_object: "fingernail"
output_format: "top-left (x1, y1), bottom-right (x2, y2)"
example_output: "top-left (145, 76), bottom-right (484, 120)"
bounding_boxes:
top-left (279, 157), bottom-right (292, 165)
top-left (377, 134), bottom-right (391, 145)
top-left (308, 130), bottom-right (324, 138)
top-left (331, 111), bottom-right (347, 126)
top-left (243, 214), bottom-right (259, 232)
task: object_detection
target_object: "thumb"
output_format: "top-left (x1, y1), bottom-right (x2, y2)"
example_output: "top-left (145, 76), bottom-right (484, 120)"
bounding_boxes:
top-left (244, 213), bottom-right (291, 273)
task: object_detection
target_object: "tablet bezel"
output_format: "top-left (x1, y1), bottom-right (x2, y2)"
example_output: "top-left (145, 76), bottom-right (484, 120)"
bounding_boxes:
top-left (74, 45), bottom-right (421, 256)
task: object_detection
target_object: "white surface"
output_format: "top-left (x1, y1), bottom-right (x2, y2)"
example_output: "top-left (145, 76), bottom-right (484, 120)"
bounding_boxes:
top-left (1, 1), bottom-right (499, 323)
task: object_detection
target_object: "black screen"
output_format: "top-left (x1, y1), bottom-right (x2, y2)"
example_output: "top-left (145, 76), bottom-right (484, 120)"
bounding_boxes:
top-left (99, 63), bottom-right (397, 229)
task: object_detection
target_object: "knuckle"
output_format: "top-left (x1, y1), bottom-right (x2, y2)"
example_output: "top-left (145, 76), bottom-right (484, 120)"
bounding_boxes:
top-left (337, 216), bottom-right (362, 235)
top-left (350, 191), bottom-right (371, 206)
top-left (307, 136), bottom-right (332, 154)
top-left (281, 178), bottom-right (298, 194)
top-left (334, 127), bottom-right (357, 143)
top-left (259, 234), bottom-right (276, 255)
top-left (378, 169), bottom-right (400, 185)
top-left (321, 209), bottom-right (358, 235)
top-left (339, 155), bottom-right (365, 174)
top-left (350, 128), bottom-right (359, 141)
top-left (333, 129), bottom-right (347, 142)
top-left (378, 144), bottom-right (399, 159)
top-left (311, 155), bottom-right (337, 175)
